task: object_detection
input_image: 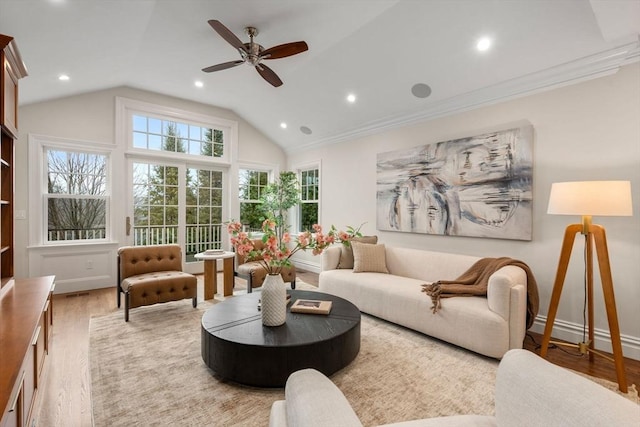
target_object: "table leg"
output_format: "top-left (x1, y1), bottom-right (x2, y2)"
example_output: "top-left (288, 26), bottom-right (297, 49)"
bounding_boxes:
top-left (203, 259), bottom-right (219, 300)
top-left (222, 257), bottom-right (234, 297)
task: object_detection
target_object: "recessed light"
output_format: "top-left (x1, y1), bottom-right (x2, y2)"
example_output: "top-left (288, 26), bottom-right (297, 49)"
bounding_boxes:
top-left (411, 83), bottom-right (432, 99)
top-left (346, 93), bottom-right (356, 103)
top-left (194, 80), bottom-right (204, 88)
top-left (58, 74), bottom-right (70, 81)
top-left (280, 122), bottom-right (287, 129)
top-left (476, 37), bottom-right (491, 52)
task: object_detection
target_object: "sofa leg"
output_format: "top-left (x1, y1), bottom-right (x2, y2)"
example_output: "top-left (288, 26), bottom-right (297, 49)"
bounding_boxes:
top-left (192, 296), bottom-right (197, 308)
top-left (291, 279), bottom-right (296, 290)
top-left (124, 293), bottom-right (130, 322)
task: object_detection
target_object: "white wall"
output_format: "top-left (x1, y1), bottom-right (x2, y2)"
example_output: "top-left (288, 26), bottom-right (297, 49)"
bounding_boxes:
top-left (14, 86), bottom-right (286, 293)
top-left (288, 63), bottom-right (640, 359)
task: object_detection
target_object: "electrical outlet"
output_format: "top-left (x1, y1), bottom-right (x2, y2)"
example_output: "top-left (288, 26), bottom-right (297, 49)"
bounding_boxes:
top-left (86, 260), bottom-right (93, 269)
top-left (15, 210), bottom-right (26, 220)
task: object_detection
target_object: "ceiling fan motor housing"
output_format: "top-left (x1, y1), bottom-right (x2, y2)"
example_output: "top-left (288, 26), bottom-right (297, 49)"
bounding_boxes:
top-left (241, 42), bottom-right (264, 66)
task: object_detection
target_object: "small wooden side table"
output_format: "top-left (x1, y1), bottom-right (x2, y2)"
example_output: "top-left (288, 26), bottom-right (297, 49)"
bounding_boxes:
top-left (194, 251), bottom-right (236, 299)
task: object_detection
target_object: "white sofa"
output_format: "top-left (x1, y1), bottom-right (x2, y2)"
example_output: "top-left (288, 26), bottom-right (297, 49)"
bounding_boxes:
top-left (269, 349), bottom-right (639, 427)
top-left (319, 245), bottom-right (529, 358)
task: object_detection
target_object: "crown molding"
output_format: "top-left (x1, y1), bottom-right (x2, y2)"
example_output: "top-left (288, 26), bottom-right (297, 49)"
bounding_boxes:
top-left (288, 41), bottom-right (640, 154)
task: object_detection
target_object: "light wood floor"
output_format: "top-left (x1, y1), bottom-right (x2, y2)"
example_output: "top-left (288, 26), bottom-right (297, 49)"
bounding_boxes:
top-left (35, 271), bottom-right (639, 426)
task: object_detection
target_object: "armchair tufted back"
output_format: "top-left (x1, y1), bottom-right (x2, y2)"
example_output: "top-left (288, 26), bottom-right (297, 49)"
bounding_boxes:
top-left (118, 244), bottom-right (183, 281)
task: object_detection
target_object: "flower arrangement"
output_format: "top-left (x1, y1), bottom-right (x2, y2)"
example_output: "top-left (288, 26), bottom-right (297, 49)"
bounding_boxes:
top-left (227, 218), bottom-right (362, 275)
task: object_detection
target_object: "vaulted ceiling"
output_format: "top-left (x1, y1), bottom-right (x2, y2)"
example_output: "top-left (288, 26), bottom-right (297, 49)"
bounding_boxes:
top-left (1, 0), bottom-right (638, 152)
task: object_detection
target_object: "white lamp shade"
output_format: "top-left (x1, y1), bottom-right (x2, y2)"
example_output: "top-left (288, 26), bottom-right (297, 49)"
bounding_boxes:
top-left (547, 181), bottom-right (633, 216)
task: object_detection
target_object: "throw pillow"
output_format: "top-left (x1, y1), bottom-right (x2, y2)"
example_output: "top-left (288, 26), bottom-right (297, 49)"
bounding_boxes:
top-left (337, 235), bottom-right (378, 269)
top-left (352, 242), bottom-right (389, 274)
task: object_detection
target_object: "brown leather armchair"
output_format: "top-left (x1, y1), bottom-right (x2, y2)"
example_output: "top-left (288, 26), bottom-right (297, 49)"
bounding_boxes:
top-left (117, 244), bottom-right (197, 321)
top-left (235, 239), bottom-right (296, 293)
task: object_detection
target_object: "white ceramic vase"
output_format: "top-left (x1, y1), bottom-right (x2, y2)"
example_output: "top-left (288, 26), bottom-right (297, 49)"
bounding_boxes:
top-left (261, 273), bottom-right (287, 326)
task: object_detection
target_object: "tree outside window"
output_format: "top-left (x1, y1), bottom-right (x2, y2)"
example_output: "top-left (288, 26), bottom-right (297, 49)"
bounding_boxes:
top-left (132, 114), bottom-right (224, 158)
top-left (46, 149), bottom-right (108, 241)
top-left (239, 169), bottom-right (269, 231)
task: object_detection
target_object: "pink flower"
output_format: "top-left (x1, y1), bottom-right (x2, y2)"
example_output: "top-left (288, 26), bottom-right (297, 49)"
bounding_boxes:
top-left (297, 232), bottom-right (309, 247)
top-left (262, 219), bottom-right (276, 230)
top-left (227, 222), bottom-right (242, 233)
top-left (226, 219), bottom-right (362, 275)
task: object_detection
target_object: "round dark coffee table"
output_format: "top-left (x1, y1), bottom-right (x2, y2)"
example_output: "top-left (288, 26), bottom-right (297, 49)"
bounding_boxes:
top-left (201, 290), bottom-right (361, 387)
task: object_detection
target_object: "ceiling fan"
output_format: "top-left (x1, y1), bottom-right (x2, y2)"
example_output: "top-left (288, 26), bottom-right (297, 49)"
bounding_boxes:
top-left (202, 19), bottom-right (308, 87)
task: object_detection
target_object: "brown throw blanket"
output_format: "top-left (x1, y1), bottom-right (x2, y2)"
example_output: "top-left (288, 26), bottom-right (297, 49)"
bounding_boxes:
top-left (421, 257), bottom-right (539, 330)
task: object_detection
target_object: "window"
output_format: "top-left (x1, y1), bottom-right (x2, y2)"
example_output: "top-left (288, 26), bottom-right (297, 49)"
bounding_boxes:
top-left (299, 168), bottom-right (319, 231)
top-left (185, 167), bottom-right (223, 258)
top-left (46, 149), bottom-right (109, 242)
top-left (132, 162), bottom-right (179, 245)
top-left (132, 114), bottom-right (224, 158)
top-left (119, 98), bottom-right (236, 271)
top-left (239, 169), bottom-right (269, 231)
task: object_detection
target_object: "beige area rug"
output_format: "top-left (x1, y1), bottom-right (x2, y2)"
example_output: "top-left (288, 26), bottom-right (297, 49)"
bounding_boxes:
top-left (89, 283), bottom-right (637, 427)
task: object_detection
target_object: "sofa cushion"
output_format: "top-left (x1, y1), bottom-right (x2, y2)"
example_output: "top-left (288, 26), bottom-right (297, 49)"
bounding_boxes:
top-left (319, 269), bottom-right (510, 358)
top-left (352, 242), bottom-right (389, 274)
top-left (338, 235), bottom-right (378, 269)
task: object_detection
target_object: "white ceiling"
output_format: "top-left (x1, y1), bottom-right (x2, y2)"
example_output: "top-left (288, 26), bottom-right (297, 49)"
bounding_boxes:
top-left (1, 0), bottom-right (639, 153)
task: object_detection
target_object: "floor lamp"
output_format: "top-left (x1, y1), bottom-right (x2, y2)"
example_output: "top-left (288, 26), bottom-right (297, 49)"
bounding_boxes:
top-left (540, 180), bottom-right (633, 393)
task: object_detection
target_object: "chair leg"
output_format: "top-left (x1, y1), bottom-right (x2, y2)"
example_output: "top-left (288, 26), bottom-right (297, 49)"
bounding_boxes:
top-left (192, 296), bottom-right (197, 308)
top-left (247, 275), bottom-right (253, 293)
top-left (117, 284), bottom-right (121, 308)
top-left (125, 292), bottom-right (130, 322)
top-left (291, 279), bottom-right (296, 290)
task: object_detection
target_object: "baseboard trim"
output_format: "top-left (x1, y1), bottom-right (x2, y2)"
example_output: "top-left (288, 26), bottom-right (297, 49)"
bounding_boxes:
top-left (530, 315), bottom-right (640, 361)
top-left (53, 275), bottom-right (113, 294)
top-left (294, 259), bottom-right (321, 274)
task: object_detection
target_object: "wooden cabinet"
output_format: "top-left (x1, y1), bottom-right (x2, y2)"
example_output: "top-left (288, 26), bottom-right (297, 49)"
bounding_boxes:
top-left (1, 34), bottom-right (45, 427)
top-left (0, 34), bottom-right (27, 288)
top-left (0, 276), bottom-right (56, 427)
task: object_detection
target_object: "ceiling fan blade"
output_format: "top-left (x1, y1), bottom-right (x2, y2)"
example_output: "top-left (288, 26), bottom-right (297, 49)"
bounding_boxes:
top-left (255, 63), bottom-right (283, 87)
top-left (202, 60), bottom-right (244, 73)
top-left (260, 41), bottom-right (308, 60)
top-left (208, 20), bottom-right (247, 53)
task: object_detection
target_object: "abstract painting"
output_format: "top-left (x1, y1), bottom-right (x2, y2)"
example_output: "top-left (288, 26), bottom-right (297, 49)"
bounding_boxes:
top-left (377, 126), bottom-right (533, 240)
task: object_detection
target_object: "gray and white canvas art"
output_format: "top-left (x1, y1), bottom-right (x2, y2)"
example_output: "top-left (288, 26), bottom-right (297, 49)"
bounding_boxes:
top-left (377, 126), bottom-right (533, 240)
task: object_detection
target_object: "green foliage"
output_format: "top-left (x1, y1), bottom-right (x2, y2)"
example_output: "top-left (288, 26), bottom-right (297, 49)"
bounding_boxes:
top-left (260, 171), bottom-right (301, 235)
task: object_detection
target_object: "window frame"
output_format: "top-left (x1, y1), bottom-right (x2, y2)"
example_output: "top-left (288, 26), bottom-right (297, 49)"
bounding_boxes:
top-left (116, 97), bottom-right (237, 166)
top-left (238, 165), bottom-right (274, 232)
top-left (29, 134), bottom-right (114, 246)
top-left (294, 161), bottom-right (321, 233)
top-left (117, 96), bottom-right (237, 264)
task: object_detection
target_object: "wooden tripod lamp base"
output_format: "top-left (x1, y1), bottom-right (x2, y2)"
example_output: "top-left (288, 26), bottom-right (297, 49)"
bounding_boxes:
top-left (539, 220), bottom-right (627, 392)
top-left (541, 181), bottom-right (633, 394)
